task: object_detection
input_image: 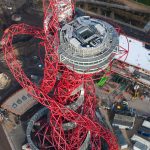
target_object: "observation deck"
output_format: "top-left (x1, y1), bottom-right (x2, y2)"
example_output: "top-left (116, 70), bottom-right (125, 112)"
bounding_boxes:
top-left (59, 16), bottom-right (119, 74)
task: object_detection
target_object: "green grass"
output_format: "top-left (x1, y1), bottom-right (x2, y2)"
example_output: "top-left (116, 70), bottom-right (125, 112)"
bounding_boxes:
top-left (135, 0), bottom-right (150, 6)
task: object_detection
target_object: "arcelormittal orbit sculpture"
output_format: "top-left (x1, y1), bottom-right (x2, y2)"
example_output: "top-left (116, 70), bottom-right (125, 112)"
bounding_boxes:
top-left (1, 0), bottom-right (129, 149)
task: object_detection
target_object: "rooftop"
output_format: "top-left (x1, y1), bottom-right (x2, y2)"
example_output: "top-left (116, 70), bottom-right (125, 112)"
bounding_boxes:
top-left (116, 35), bottom-right (150, 72)
top-left (59, 16), bottom-right (119, 74)
top-left (134, 141), bottom-right (148, 150)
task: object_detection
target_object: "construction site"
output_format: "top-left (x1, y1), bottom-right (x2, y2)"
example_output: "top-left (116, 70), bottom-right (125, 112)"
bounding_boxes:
top-left (0, 0), bottom-right (150, 150)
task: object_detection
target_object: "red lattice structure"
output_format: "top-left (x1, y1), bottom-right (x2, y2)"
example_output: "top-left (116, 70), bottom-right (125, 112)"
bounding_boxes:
top-left (1, 0), bottom-right (129, 149)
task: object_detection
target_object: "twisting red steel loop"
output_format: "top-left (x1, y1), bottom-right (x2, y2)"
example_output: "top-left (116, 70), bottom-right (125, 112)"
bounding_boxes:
top-left (1, 0), bottom-right (129, 149)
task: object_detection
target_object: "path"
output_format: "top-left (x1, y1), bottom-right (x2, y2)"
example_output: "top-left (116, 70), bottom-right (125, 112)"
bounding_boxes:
top-left (113, 0), bottom-right (150, 13)
top-left (0, 124), bottom-right (11, 150)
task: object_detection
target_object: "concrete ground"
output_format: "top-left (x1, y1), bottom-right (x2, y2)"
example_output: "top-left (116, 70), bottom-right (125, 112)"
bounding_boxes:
top-left (128, 98), bottom-right (150, 116)
top-left (8, 123), bottom-right (26, 150)
top-left (126, 117), bottom-right (144, 139)
top-left (0, 125), bottom-right (11, 150)
top-left (98, 108), bottom-right (113, 131)
top-left (1, 113), bottom-right (26, 150)
top-left (96, 77), bottom-right (150, 117)
top-left (96, 76), bottom-right (150, 150)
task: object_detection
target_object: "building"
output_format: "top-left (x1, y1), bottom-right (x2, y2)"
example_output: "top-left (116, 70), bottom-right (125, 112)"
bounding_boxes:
top-left (131, 134), bottom-right (150, 150)
top-left (133, 141), bottom-right (149, 150)
top-left (137, 120), bottom-right (150, 139)
top-left (24, 10), bottom-right (119, 150)
top-left (131, 120), bottom-right (150, 150)
top-left (59, 16), bottom-right (119, 74)
top-left (142, 120), bottom-right (150, 129)
top-left (112, 114), bottom-right (135, 129)
top-left (1, 88), bottom-right (38, 116)
top-left (114, 35), bottom-right (150, 87)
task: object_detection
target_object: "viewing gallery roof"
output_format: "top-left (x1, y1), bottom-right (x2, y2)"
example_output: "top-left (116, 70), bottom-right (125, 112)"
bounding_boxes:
top-left (59, 16), bottom-right (119, 74)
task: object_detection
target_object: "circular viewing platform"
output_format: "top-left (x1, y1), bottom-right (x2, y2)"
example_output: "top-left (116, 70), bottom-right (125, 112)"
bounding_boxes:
top-left (59, 16), bottom-right (119, 74)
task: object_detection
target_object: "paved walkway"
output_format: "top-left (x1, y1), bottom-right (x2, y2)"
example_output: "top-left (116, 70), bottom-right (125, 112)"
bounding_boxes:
top-left (114, 0), bottom-right (150, 13)
top-left (99, 108), bottom-right (113, 131)
top-left (2, 113), bottom-right (26, 150)
top-left (128, 98), bottom-right (150, 116)
top-left (0, 124), bottom-right (11, 150)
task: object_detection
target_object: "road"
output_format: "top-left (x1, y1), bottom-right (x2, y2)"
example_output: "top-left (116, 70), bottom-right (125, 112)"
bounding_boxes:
top-left (112, 0), bottom-right (150, 13)
top-left (128, 99), bottom-right (150, 116)
top-left (0, 125), bottom-right (11, 150)
top-left (78, 0), bottom-right (150, 13)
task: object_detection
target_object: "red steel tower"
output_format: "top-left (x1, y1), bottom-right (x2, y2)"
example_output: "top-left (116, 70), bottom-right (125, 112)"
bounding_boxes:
top-left (1, 0), bottom-right (129, 149)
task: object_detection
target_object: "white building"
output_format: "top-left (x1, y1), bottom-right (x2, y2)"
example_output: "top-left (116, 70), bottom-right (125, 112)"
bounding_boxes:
top-left (142, 120), bottom-right (150, 129)
top-left (112, 114), bottom-right (135, 129)
top-left (116, 35), bottom-right (150, 86)
top-left (131, 134), bottom-right (150, 150)
top-left (133, 141), bottom-right (149, 150)
top-left (118, 35), bottom-right (150, 73)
